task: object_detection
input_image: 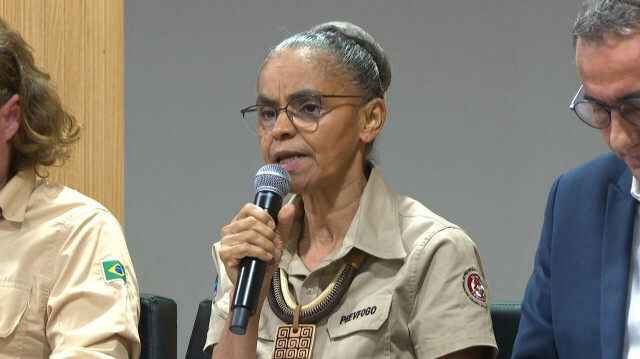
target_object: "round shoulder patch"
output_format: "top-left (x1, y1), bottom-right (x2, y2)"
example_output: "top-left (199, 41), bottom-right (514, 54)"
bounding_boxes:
top-left (462, 267), bottom-right (487, 308)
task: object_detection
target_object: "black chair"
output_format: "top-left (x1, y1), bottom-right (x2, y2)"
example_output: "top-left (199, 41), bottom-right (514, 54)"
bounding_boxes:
top-left (186, 298), bottom-right (213, 359)
top-left (490, 301), bottom-right (521, 359)
top-left (185, 298), bottom-right (521, 359)
top-left (139, 293), bottom-right (177, 359)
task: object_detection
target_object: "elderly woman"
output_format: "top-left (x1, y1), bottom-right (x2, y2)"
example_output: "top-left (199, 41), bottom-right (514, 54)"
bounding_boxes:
top-left (207, 22), bottom-right (497, 359)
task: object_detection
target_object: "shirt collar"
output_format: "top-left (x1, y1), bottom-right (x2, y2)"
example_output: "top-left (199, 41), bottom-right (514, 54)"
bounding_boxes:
top-left (632, 176), bottom-right (640, 202)
top-left (345, 167), bottom-right (406, 259)
top-left (0, 169), bottom-right (36, 222)
top-left (280, 167), bottom-right (406, 270)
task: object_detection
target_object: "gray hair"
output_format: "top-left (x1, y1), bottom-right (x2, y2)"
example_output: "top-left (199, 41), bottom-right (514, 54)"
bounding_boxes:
top-left (263, 21), bottom-right (391, 169)
top-left (573, 0), bottom-right (640, 47)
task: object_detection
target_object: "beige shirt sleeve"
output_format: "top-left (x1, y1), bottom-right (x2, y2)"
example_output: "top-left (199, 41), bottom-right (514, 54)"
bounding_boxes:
top-left (204, 241), bottom-right (232, 355)
top-left (409, 227), bottom-right (497, 359)
top-left (46, 208), bottom-right (141, 358)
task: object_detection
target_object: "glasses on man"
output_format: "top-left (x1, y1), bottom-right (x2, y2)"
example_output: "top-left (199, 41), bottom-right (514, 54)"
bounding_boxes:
top-left (240, 94), bottom-right (365, 136)
top-left (569, 85), bottom-right (640, 129)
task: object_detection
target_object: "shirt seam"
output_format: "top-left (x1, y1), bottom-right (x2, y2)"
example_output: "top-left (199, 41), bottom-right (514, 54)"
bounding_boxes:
top-left (417, 334), bottom-right (498, 358)
top-left (43, 205), bottom-right (113, 304)
top-left (408, 225), bottom-right (461, 323)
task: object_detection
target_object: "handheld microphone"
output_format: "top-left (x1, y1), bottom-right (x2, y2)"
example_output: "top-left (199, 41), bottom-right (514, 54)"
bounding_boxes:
top-left (229, 164), bottom-right (291, 335)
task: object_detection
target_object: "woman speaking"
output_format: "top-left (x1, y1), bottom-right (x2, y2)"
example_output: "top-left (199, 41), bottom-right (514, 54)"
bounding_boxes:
top-left (206, 21), bottom-right (497, 359)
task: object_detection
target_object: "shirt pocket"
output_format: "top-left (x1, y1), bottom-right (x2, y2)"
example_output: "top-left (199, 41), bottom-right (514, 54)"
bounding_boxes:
top-left (325, 292), bottom-right (392, 357)
top-left (0, 281), bottom-right (31, 344)
top-left (256, 300), bottom-right (285, 356)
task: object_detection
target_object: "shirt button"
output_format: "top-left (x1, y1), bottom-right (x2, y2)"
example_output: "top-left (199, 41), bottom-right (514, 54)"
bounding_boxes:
top-left (305, 288), bottom-right (313, 295)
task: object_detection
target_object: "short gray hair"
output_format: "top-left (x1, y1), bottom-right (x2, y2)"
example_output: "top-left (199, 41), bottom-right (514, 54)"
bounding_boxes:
top-left (573, 0), bottom-right (640, 47)
top-left (263, 21), bottom-right (391, 169)
top-left (265, 21), bottom-right (391, 101)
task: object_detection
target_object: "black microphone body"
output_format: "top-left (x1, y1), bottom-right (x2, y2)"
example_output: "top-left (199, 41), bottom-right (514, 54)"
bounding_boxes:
top-left (229, 165), bottom-right (290, 335)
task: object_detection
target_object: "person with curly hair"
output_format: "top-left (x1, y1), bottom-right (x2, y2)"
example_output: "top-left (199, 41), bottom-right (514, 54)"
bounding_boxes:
top-left (0, 18), bottom-right (140, 358)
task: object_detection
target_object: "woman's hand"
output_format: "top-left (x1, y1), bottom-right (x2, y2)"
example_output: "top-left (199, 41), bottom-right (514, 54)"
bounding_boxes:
top-left (212, 202), bottom-right (295, 358)
top-left (218, 202), bottom-right (296, 291)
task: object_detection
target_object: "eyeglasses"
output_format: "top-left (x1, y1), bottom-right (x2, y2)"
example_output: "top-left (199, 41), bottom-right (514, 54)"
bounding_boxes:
top-left (569, 85), bottom-right (640, 129)
top-left (240, 94), bottom-right (365, 136)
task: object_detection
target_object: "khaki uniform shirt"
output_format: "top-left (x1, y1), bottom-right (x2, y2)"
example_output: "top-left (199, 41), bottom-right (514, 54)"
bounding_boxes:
top-left (0, 170), bottom-right (140, 358)
top-left (206, 168), bottom-right (497, 358)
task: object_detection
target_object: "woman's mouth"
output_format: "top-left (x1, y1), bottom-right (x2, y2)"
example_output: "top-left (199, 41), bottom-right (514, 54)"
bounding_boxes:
top-left (278, 155), bottom-right (306, 171)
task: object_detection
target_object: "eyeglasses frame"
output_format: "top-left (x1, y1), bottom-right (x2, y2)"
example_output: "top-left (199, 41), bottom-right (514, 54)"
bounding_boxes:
top-left (240, 93), bottom-right (367, 136)
top-left (569, 84), bottom-right (640, 129)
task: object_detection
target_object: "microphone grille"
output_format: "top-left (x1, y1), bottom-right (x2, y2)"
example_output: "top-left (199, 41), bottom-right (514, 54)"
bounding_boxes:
top-left (254, 164), bottom-right (291, 197)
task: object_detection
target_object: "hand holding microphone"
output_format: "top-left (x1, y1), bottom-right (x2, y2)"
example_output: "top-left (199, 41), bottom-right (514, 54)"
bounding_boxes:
top-left (218, 164), bottom-right (294, 335)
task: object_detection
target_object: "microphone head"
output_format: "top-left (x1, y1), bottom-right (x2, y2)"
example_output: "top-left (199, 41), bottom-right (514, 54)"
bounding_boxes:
top-left (254, 164), bottom-right (291, 197)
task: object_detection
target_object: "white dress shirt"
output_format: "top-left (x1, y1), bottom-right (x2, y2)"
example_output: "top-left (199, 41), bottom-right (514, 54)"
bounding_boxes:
top-left (624, 177), bottom-right (640, 358)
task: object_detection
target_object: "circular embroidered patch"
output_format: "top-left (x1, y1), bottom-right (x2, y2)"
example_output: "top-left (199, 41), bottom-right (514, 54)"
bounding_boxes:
top-left (463, 267), bottom-right (487, 308)
top-left (467, 273), bottom-right (486, 301)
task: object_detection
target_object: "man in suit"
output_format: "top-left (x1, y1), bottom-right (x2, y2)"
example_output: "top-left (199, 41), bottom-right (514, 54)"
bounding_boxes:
top-left (512, 1), bottom-right (640, 358)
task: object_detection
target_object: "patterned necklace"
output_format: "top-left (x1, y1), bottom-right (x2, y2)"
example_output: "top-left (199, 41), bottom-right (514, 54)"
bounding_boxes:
top-left (267, 249), bottom-right (367, 359)
top-left (268, 248), bottom-right (367, 323)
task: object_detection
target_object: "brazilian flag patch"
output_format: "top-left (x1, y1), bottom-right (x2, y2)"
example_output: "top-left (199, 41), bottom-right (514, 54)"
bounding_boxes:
top-left (101, 259), bottom-right (127, 283)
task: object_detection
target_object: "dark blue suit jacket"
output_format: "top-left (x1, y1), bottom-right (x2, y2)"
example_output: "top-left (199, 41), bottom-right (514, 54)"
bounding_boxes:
top-left (513, 153), bottom-right (637, 358)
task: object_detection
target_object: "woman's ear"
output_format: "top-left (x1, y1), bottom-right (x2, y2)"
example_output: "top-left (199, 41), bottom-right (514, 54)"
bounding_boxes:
top-left (359, 98), bottom-right (385, 143)
top-left (1, 94), bottom-right (21, 141)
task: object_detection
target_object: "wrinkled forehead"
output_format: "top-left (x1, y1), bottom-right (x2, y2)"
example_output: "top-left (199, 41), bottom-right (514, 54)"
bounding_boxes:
top-left (257, 49), bottom-right (355, 100)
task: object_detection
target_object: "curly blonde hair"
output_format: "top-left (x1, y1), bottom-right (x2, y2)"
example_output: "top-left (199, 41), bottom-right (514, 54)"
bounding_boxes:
top-left (0, 18), bottom-right (79, 176)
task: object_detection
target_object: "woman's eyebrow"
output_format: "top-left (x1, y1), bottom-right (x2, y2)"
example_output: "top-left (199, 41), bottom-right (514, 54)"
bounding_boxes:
top-left (255, 95), bottom-right (276, 105)
top-left (256, 89), bottom-right (322, 105)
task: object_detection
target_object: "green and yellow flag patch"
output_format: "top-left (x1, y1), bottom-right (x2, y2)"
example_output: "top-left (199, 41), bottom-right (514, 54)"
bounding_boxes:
top-left (101, 259), bottom-right (127, 283)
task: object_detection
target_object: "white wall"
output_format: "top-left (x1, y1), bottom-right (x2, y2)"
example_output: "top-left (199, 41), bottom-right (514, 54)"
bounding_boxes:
top-left (124, 0), bottom-right (600, 355)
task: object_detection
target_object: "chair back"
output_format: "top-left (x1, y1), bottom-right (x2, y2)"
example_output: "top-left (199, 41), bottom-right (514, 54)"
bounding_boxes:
top-left (186, 298), bottom-right (213, 359)
top-left (139, 293), bottom-right (177, 359)
top-left (490, 301), bottom-right (521, 359)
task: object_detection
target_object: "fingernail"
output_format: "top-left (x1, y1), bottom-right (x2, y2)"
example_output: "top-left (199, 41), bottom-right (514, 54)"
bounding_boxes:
top-left (274, 239), bottom-right (281, 247)
top-left (266, 252), bottom-right (273, 260)
top-left (268, 220), bottom-right (276, 230)
top-left (274, 249), bottom-right (282, 259)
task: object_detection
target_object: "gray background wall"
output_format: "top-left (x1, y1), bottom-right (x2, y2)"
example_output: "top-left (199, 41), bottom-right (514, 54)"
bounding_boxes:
top-left (124, 0), bottom-right (604, 356)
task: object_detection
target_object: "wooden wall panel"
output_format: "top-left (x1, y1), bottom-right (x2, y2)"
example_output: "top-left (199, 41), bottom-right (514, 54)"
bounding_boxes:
top-left (4, 1), bottom-right (23, 31)
top-left (23, 1), bottom-right (44, 69)
top-left (84, 0), bottom-right (105, 207)
top-left (105, 0), bottom-right (124, 219)
top-left (63, 0), bottom-right (84, 189)
top-left (1, 0), bottom-right (125, 223)
top-left (42, 0), bottom-right (65, 182)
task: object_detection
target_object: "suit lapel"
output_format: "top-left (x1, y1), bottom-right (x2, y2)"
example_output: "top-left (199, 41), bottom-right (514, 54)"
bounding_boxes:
top-left (601, 170), bottom-right (636, 358)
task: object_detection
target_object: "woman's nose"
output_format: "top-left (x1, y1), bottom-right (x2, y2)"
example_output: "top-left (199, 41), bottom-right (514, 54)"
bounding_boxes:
top-left (269, 109), bottom-right (296, 139)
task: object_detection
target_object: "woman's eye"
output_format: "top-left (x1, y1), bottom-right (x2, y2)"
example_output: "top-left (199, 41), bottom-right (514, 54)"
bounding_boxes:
top-left (624, 101), bottom-right (640, 116)
top-left (301, 103), bottom-right (320, 113)
top-left (259, 107), bottom-right (276, 119)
